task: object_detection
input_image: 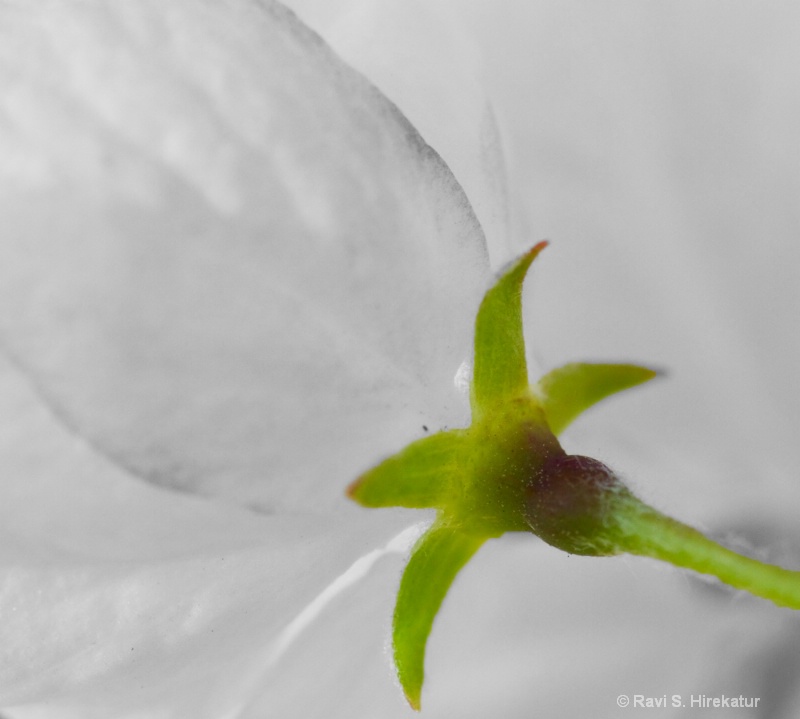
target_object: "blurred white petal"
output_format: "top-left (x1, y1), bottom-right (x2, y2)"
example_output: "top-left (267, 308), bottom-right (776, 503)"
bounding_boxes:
top-left (0, 0), bottom-right (488, 716)
top-left (0, 349), bottom-right (416, 717)
top-left (0, 0), bottom-right (488, 514)
top-left (284, 0), bottom-right (513, 264)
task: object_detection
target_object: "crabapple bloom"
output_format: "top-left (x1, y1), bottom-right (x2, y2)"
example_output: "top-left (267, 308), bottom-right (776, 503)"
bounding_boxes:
top-left (3, 1), bottom-right (800, 718)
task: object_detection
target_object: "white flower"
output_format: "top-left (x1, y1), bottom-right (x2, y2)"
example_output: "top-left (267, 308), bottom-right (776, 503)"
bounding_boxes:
top-left (3, 1), bottom-right (800, 717)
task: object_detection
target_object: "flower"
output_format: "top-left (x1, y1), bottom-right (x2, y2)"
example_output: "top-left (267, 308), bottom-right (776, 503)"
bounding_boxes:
top-left (4, 1), bottom-right (800, 717)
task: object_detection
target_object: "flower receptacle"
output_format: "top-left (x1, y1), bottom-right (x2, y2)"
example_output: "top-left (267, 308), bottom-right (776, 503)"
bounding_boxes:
top-left (524, 454), bottom-right (639, 557)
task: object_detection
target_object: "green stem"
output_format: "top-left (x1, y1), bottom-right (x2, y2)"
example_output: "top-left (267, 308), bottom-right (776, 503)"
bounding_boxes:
top-left (618, 505), bottom-right (800, 610)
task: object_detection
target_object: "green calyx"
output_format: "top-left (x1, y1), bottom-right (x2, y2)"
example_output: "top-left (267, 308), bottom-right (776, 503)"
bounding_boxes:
top-left (346, 242), bottom-right (800, 710)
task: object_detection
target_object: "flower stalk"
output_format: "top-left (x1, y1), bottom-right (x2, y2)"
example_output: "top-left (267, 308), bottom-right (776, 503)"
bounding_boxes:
top-left (618, 505), bottom-right (800, 609)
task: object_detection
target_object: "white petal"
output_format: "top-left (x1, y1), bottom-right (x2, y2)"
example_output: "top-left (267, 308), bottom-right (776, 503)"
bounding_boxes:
top-left (0, 0), bottom-right (488, 514)
top-left (284, 0), bottom-right (513, 265)
top-left (0, 0), bottom-right (488, 714)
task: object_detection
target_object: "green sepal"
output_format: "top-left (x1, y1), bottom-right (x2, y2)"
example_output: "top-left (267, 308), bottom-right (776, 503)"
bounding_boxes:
top-left (393, 522), bottom-right (485, 710)
top-left (535, 362), bottom-right (659, 435)
top-left (471, 242), bottom-right (548, 417)
top-left (347, 430), bottom-right (466, 509)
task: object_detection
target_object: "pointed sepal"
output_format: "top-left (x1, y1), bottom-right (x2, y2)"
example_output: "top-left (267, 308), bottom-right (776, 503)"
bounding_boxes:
top-left (535, 362), bottom-right (659, 435)
top-left (471, 242), bottom-right (548, 417)
top-left (347, 430), bottom-right (467, 509)
top-left (393, 522), bottom-right (485, 710)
